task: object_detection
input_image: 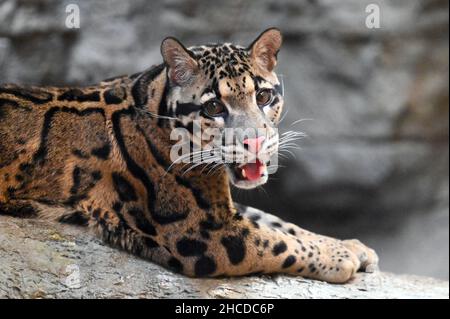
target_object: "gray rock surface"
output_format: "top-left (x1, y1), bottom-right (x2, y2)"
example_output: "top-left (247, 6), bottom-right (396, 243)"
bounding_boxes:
top-left (0, 0), bottom-right (448, 279)
top-left (0, 216), bottom-right (448, 299)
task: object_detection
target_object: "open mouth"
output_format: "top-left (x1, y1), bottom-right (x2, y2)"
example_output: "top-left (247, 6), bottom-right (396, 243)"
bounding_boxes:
top-left (234, 159), bottom-right (266, 181)
top-left (228, 159), bottom-right (269, 189)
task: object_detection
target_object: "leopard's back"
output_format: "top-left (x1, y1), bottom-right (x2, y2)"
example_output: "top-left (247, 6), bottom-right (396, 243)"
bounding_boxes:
top-left (0, 79), bottom-right (132, 207)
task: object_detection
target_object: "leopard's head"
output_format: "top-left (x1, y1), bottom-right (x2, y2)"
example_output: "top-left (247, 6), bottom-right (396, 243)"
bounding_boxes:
top-left (161, 28), bottom-right (283, 189)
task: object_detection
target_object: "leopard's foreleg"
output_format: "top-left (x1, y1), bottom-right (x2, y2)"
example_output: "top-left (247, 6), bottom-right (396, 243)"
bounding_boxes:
top-left (235, 203), bottom-right (379, 280)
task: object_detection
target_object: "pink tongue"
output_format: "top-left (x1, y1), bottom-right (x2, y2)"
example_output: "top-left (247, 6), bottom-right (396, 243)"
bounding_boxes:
top-left (242, 160), bottom-right (264, 181)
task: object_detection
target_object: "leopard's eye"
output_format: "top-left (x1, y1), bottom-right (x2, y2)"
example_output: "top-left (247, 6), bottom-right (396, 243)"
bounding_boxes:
top-left (203, 99), bottom-right (227, 117)
top-left (256, 89), bottom-right (274, 107)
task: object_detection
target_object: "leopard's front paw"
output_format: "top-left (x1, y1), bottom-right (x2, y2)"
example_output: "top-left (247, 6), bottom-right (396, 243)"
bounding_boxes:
top-left (342, 239), bottom-right (379, 273)
top-left (306, 238), bottom-right (378, 284)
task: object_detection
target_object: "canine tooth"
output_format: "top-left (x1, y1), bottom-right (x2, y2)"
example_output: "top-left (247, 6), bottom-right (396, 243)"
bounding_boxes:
top-left (241, 169), bottom-right (247, 178)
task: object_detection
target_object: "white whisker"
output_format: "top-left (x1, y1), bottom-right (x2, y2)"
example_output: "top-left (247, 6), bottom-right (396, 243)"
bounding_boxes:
top-left (290, 118), bottom-right (314, 126)
top-left (137, 108), bottom-right (178, 121)
top-left (164, 148), bottom-right (221, 175)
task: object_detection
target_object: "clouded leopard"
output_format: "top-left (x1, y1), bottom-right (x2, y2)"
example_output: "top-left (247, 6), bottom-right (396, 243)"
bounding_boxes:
top-left (0, 28), bottom-right (378, 283)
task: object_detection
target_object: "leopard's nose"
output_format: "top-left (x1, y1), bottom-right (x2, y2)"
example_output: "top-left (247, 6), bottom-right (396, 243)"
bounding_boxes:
top-left (243, 136), bottom-right (266, 154)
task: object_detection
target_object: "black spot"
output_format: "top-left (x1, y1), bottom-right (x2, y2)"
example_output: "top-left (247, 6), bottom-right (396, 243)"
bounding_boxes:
top-left (195, 256), bottom-right (217, 277)
top-left (128, 208), bottom-right (157, 236)
top-left (92, 209), bottom-right (101, 220)
top-left (221, 235), bottom-right (246, 265)
top-left (91, 143), bottom-right (111, 160)
top-left (58, 211), bottom-right (89, 225)
top-left (112, 172), bottom-right (138, 202)
top-left (72, 149), bottom-right (90, 159)
top-left (6, 187), bottom-right (15, 196)
top-left (272, 241), bottom-right (287, 256)
top-left (176, 238), bottom-right (208, 257)
top-left (199, 214), bottom-right (223, 231)
top-left (58, 89), bottom-right (100, 102)
top-left (104, 88), bottom-right (125, 104)
top-left (288, 228), bottom-right (296, 236)
top-left (91, 170), bottom-right (102, 181)
top-left (144, 237), bottom-right (160, 248)
top-left (282, 255), bottom-right (296, 269)
top-left (200, 230), bottom-right (211, 240)
top-left (70, 167), bottom-right (82, 194)
top-left (271, 222), bottom-right (282, 228)
top-left (18, 162), bottom-right (32, 174)
top-left (168, 257), bottom-right (183, 273)
top-left (112, 201), bottom-right (123, 213)
top-left (249, 214), bottom-right (261, 222)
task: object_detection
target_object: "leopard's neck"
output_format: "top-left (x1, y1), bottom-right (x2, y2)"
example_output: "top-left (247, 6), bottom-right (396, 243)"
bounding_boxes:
top-left (128, 65), bottom-right (235, 214)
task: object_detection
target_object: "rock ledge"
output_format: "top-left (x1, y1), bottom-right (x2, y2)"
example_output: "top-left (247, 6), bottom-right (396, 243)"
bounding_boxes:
top-left (0, 216), bottom-right (448, 299)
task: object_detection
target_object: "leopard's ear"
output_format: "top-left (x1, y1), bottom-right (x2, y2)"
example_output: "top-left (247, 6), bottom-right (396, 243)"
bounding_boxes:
top-left (248, 28), bottom-right (283, 73)
top-left (161, 37), bottom-right (199, 86)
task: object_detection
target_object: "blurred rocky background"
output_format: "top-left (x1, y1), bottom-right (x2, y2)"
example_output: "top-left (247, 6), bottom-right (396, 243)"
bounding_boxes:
top-left (0, 0), bottom-right (448, 279)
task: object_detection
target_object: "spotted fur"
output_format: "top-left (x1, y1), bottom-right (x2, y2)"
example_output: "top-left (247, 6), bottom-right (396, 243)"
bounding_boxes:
top-left (0, 29), bottom-right (378, 283)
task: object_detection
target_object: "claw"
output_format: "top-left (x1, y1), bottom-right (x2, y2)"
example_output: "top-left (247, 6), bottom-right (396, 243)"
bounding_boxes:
top-left (359, 251), bottom-right (368, 263)
top-left (365, 263), bottom-right (379, 273)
